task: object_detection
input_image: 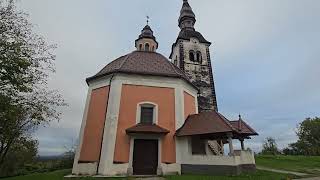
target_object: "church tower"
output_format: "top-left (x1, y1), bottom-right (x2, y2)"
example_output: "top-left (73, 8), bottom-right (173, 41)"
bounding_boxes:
top-left (170, 0), bottom-right (218, 112)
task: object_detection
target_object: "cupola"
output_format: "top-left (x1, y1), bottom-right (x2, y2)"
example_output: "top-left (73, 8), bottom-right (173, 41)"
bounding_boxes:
top-left (135, 24), bottom-right (158, 52)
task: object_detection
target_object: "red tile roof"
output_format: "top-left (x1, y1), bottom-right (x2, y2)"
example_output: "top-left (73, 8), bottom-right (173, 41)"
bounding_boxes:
top-left (126, 123), bottom-right (170, 135)
top-left (86, 51), bottom-right (197, 89)
top-left (176, 111), bottom-right (258, 138)
top-left (230, 120), bottom-right (258, 136)
top-left (176, 111), bottom-right (235, 137)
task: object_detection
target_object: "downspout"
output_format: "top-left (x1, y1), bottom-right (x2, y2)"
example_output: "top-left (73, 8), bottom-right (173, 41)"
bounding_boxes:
top-left (96, 74), bottom-right (115, 175)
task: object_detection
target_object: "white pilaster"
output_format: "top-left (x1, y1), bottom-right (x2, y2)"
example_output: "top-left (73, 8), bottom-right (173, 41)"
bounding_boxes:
top-left (72, 87), bottom-right (93, 174)
top-left (98, 78), bottom-right (123, 174)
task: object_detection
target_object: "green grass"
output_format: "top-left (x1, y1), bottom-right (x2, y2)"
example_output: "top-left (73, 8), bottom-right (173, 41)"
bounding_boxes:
top-left (256, 155), bottom-right (320, 175)
top-left (1, 169), bottom-right (297, 180)
top-left (166, 170), bottom-right (297, 180)
top-left (5, 155), bottom-right (320, 180)
top-left (1, 169), bottom-right (70, 180)
top-left (0, 169), bottom-right (129, 180)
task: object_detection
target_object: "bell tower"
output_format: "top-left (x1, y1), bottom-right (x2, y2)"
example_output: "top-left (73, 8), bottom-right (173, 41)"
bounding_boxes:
top-left (170, 0), bottom-right (218, 112)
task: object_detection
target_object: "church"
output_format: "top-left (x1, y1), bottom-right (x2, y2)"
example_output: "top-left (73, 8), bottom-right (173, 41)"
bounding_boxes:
top-left (72, 0), bottom-right (258, 176)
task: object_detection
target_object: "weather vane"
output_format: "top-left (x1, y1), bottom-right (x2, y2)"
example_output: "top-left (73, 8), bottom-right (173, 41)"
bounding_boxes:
top-left (146, 16), bottom-right (150, 25)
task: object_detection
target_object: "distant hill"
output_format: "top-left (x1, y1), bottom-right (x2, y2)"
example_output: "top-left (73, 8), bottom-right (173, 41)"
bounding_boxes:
top-left (37, 155), bottom-right (63, 161)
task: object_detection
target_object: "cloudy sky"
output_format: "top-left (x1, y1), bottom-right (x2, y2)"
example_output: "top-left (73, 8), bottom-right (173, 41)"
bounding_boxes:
top-left (18, 0), bottom-right (320, 156)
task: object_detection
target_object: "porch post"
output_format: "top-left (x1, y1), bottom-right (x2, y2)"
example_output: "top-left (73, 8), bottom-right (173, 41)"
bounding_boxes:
top-left (227, 133), bottom-right (234, 155)
top-left (240, 139), bottom-right (245, 150)
top-left (220, 140), bottom-right (224, 155)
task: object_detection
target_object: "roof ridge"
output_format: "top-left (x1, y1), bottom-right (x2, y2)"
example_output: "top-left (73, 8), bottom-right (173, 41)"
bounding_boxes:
top-left (215, 112), bottom-right (236, 131)
top-left (166, 55), bottom-right (183, 76)
top-left (240, 120), bottom-right (258, 134)
top-left (118, 51), bottom-right (135, 70)
top-left (157, 53), bottom-right (187, 77)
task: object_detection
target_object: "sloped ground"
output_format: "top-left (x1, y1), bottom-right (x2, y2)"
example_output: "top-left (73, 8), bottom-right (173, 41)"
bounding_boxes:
top-left (256, 155), bottom-right (320, 176)
top-left (1, 169), bottom-right (298, 180)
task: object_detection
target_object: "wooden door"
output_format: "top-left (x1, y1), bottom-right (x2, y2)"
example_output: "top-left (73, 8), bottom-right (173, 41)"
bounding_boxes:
top-left (133, 139), bottom-right (158, 175)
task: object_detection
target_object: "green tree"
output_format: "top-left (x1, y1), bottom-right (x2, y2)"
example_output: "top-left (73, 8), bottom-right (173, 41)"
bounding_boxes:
top-left (0, 0), bottom-right (66, 173)
top-left (0, 137), bottom-right (38, 177)
top-left (289, 117), bottom-right (320, 156)
top-left (261, 137), bottom-right (279, 155)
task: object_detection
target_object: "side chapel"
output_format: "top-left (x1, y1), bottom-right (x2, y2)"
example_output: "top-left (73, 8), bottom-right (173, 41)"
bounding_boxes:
top-left (72, 0), bottom-right (258, 176)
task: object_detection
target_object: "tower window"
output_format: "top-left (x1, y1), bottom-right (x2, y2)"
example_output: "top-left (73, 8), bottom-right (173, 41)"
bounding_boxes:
top-left (174, 56), bottom-right (178, 66)
top-left (196, 51), bottom-right (202, 63)
top-left (145, 43), bottom-right (150, 51)
top-left (139, 44), bottom-right (142, 51)
top-left (189, 50), bottom-right (195, 61)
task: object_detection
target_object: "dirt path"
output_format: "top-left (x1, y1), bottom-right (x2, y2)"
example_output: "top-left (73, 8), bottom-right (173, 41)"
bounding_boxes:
top-left (294, 177), bottom-right (320, 180)
top-left (257, 166), bottom-right (309, 176)
top-left (135, 177), bottom-right (166, 180)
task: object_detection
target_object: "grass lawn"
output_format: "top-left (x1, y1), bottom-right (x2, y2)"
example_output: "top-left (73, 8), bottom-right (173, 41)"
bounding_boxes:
top-left (256, 155), bottom-right (320, 175)
top-left (1, 169), bottom-right (71, 180)
top-left (166, 170), bottom-right (298, 180)
top-left (1, 169), bottom-right (298, 180)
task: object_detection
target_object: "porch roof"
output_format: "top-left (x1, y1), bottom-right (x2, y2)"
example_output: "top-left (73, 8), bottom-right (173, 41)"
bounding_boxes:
top-left (126, 123), bottom-right (170, 135)
top-left (230, 120), bottom-right (258, 136)
top-left (175, 111), bottom-right (235, 137)
top-left (175, 111), bottom-right (258, 139)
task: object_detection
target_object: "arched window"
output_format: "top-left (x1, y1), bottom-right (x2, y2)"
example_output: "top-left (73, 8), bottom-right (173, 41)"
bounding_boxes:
top-left (139, 44), bottom-right (142, 51)
top-left (141, 106), bottom-right (153, 124)
top-left (189, 50), bottom-right (195, 61)
top-left (138, 103), bottom-right (157, 124)
top-left (145, 43), bottom-right (150, 51)
top-left (196, 51), bottom-right (202, 63)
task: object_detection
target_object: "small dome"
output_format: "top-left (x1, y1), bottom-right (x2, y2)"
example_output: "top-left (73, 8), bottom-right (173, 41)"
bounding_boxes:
top-left (86, 51), bottom-right (195, 88)
top-left (135, 25), bottom-right (158, 52)
top-left (139, 25), bottom-right (154, 39)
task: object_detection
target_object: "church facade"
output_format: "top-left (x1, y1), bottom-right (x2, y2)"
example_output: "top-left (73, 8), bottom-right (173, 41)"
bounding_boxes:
top-left (72, 0), bottom-right (257, 176)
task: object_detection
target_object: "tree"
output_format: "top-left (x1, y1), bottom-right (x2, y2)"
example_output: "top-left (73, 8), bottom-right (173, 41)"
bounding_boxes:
top-left (261, 137), bottom-right (279, 155)
top-left (0, 0), bottom-right (66, 171)
top-left (0, 137), bottom-right (38, 177)
top-left (59, 141), bottom-right (77, 169)
top-left (287, 117), bottom-right (320, 156)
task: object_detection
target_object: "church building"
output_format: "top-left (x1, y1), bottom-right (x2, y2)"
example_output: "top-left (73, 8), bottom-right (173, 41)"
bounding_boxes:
top-left (72, 0), bottom-right (258, 176)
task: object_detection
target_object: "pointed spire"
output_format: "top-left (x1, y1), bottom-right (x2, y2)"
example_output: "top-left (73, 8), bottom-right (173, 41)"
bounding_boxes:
top-left (238, 114), bottom-right (243, 131)
top-left (179, 0), bottom-right (196, 30)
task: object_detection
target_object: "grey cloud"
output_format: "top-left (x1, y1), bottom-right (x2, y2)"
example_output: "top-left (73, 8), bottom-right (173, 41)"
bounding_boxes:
top-left (17, 0), bottom-right (320, 155)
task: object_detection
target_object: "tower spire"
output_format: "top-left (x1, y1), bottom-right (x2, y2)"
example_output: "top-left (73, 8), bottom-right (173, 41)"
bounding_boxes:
top-left (179, 0), bottom-right (196, 30)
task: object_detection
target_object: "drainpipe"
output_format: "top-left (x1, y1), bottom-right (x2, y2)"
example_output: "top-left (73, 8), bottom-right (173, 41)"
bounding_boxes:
top-left (96, 74), bottom-right (115, 175)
